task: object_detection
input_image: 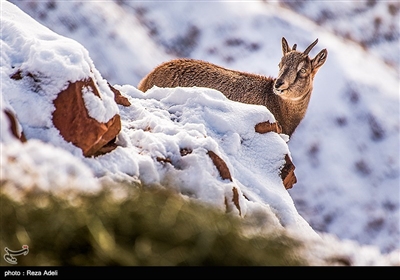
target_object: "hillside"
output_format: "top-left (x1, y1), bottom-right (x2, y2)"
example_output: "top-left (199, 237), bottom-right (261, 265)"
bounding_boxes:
top-left (279, 0), bottom-right (400, 68)
top-left (10, 0), bottom-right (400, 255)
top-left (1, 0), bottom-right (399, 266)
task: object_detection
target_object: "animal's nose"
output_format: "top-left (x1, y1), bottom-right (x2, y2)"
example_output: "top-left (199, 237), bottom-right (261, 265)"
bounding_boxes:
top-left (275, 79), bottom-right (284, 88)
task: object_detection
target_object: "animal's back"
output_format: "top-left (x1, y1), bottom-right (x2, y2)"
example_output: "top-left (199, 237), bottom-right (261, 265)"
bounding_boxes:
top-left (138, 58), bottom-right (274, 105)
top-left (138, 37), bottom-right (327, 137)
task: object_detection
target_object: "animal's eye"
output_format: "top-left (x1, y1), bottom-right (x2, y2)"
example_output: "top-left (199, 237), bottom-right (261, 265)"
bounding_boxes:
top-left (300, 68), bottom-right (306, 73)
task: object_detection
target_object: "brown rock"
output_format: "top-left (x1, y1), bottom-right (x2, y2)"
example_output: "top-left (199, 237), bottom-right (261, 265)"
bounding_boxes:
top-left (224, 187), bottom-right (242, 216)
top-left (255, 121), bottom-right (296, 189)
top-left (255, 120), bottom-right (282, 134)
top-left (207, 150), bottom-right (232, 181)
top-left (207, 151), bottom-right (244, 215)
top-left (108, 82), bottom-right (131, 107)
top-left (3, 109), bottom-right (26, 142)
top-left (280, 154), bottom-right (297, 189)
top-left (231, 187), bottom-right (242, 216)
top-left (52, 78), bottom-right (121, 157)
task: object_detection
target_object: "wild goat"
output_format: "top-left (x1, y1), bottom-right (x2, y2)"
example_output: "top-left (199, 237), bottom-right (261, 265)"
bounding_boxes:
top-left (138, 37), bottom-right (327, 137)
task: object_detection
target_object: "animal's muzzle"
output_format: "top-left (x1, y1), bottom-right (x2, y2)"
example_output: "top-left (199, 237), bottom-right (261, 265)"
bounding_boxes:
top-left (275, 79), bottom-right (284, 89)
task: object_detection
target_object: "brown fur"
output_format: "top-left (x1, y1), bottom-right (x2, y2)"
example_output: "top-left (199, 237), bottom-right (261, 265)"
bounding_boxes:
top-left (138, 37), bottom-right (327, 137)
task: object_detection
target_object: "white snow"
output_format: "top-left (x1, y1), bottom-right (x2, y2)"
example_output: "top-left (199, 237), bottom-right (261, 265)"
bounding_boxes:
top-left (1, 0), bottom-right (399, 265)
top-left (81, 80), bottom-right (119, 123)
top-left (1, 140), bottom-right (101, 202)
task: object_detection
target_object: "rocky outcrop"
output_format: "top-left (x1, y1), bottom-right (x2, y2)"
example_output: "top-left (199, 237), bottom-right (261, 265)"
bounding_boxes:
top-left (52, 78), bottom-right (121, 157)
top-left (208, 150), bottom-right (242, 215)
top-left (208, 144), bottom-right (295, 216)
top-left (9, 67), bottom-right (123, 157)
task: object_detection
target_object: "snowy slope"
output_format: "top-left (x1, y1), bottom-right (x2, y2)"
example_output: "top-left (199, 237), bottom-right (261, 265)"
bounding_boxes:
top-left (1, 0), bottom-right (316, 241)
top-left (276, 0), bottom-right (400, 68)
top-left (7, 0), bottom-right (400, 256)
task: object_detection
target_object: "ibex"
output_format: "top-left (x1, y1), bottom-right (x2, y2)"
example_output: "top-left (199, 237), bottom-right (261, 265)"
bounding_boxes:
top-left (138, 37), bottom-right (327, 137)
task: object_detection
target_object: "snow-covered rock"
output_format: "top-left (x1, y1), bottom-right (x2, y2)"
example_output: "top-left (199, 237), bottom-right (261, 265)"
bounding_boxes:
top-left (1, 1), bottom-right (398, 265)
top-left (2, 2), bottom-right (121, 157)
top-left (0, 0), bottom-right (312, 235)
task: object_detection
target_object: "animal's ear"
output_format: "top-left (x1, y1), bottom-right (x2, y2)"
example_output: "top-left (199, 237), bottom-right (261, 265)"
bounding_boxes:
top-left (281, 37), bottom-right (291, 55)
top-left (311, 49), bottom-right (328, 70)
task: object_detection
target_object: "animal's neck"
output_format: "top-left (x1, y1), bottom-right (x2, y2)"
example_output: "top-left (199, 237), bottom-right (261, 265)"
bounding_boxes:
top-left (267, 85), bottom-right (312, 136)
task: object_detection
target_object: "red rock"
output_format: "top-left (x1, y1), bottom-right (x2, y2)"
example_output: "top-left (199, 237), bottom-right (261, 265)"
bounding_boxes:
top-left (231, 187), bottom-right (242, 216)
top-left (224, 187), bottom-right (243, 216)
top-left (255, 121), bottom-right (297, 189)
top-left (52, 78), bottom-right (121, 157)
top-left (3, 109), bottom-right (26, 142)
top-left (255, 120), bottom-right (282, 134)
top-left (280, 154), bottom-right (297, 189)
top-left (108, 82), bottom-right (131, 107)
top-left (207, 150), bottom-right (232, 181)
top-left (223, 187), bottom-right (243, 216)
top-left (208, 151), bottom-right (244, 215)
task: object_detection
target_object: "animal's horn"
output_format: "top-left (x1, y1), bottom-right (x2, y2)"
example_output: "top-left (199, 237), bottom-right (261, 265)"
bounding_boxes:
top-left (292, 44), bottom-right (297, 50)
top-left (303, 38), bottom-right (318, 55)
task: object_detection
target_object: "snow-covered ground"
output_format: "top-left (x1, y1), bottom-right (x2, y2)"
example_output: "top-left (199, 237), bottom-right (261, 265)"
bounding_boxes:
top-left (4, 0), bottom-right (400, 261)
